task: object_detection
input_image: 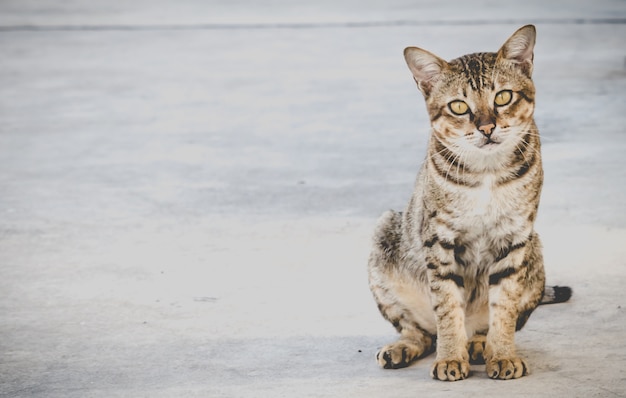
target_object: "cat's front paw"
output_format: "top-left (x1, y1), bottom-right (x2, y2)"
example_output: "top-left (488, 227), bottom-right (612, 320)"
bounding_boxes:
top-left (430, 359), bottom-right (470, 381)
top-left (486, 357), bottom-right (528, 380)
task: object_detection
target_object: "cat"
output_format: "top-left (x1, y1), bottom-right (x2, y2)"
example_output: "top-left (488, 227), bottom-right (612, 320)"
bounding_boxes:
top-left (367, 25), bottom-right (571, 381)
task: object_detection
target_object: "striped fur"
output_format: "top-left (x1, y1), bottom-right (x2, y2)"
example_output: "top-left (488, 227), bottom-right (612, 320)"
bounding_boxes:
top-left (368, 25), bottom-right (571, 381)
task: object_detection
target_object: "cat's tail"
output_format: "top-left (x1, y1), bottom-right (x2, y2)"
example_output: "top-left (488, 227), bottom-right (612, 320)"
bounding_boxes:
top-left (539, 285), bottom-right (572, 305)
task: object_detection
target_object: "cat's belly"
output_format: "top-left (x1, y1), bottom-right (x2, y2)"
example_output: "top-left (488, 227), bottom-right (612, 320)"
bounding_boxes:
top-left (465, 302), bottom-right (490, 337)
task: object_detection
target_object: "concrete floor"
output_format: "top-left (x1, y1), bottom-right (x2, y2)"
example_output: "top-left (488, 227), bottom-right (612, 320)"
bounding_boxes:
top-left (1, 1), bottom-right (626, 397)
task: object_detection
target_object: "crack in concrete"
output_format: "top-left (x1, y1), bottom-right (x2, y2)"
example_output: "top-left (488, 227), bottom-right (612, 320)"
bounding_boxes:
top-left (0, 18), bottom-right (625, 32)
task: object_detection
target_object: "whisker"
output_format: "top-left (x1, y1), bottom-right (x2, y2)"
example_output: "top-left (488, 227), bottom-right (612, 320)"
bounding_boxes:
top-left (524, 128), bottom-right (554, 143)
top-left (444, 148), bottom-right (460, 182)
top-left (516, 136), bottom-right (542, 160)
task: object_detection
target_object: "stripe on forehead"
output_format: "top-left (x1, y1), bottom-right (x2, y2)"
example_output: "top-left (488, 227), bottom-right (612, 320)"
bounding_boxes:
top-left (455, 53), bottom-right (496, 91)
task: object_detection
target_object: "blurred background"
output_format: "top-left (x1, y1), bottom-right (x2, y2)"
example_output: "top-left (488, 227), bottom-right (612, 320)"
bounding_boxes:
top-left (1, 1), bottom-right (625, 397)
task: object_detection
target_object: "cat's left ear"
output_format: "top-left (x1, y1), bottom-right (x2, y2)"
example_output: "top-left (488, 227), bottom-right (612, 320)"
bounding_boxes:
top-left (497, 24), bottom-right (536, 77)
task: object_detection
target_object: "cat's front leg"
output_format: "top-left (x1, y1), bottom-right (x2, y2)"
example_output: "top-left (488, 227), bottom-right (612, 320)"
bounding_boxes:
top-left (484, 240), bottom-right (535, 380)
top-left (425, 241), bottom-right (470, 381)
top-left (485, 281), bottom-right (528, 379)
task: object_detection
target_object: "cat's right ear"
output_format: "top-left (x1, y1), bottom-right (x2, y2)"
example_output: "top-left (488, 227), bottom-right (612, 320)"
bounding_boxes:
top-left (404, 47), bottom-right (447, 96)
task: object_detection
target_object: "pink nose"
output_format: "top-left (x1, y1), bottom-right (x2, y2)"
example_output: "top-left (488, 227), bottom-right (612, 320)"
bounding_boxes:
top-left (478, 123), bottom-right (495, 136)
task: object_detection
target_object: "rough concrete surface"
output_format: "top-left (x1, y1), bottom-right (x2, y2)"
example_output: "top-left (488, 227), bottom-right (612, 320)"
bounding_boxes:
top-left (1, 1), bottom-right (626, 397)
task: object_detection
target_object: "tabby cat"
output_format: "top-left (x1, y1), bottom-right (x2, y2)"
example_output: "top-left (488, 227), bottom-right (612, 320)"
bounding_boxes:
top-left (367, 25), bottom-right (571, 381)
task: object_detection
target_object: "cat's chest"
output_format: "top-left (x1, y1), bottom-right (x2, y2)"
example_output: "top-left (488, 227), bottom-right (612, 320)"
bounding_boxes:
top-left (449, 175), bottom-right (523, 233)
top-left (446, 177), bottom-right (525, 269)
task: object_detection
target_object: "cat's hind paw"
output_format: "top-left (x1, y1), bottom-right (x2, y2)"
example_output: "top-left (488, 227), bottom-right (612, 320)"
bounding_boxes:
top-left (430, 359), bottom-right (470, 381)
top-left (486, 357), bottom-right (528, 379)
top-left (376, 341), bottom-right (423, 369)
top-left (468, 334), bottom-right (486, 364)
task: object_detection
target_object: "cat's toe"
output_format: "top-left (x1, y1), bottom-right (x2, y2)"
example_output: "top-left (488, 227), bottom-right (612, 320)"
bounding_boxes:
top-left (430, 359), bottom-right (470, 381)
top-left (486, 357), bottom-right (528, 380)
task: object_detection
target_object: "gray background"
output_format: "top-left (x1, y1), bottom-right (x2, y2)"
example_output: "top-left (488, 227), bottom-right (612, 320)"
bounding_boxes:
top-left (1, 1), bottom-right (625, 397)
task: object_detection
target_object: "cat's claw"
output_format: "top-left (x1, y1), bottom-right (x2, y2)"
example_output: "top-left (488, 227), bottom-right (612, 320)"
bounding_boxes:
top-left (430, 359), bottom-right (470, 381)
top-left (486, 357), bottom-right (528, 380)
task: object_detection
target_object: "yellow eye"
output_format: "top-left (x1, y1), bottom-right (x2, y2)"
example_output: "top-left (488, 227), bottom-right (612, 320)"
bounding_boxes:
top-left (494, 90), bottom-right (513, 106)
top-left (449, 100), bottom-right (469, 115)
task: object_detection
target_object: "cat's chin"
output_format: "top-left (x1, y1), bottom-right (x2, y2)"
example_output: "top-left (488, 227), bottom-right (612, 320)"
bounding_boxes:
top-left (476, 140), bottom-right (501, 150)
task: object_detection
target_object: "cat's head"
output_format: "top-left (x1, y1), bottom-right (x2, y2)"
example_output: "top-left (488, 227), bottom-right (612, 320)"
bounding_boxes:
top-left (404, 25), bottom-right (536, 162)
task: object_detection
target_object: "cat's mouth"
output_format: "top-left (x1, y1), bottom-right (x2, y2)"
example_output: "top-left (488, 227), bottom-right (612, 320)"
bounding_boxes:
top-left (478, 137), bottom-right (500, 149)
